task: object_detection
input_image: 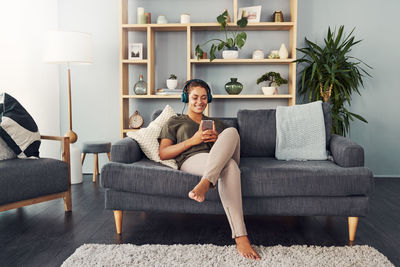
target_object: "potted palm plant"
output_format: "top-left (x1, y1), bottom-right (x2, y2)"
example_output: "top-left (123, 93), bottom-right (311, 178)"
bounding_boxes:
top-left (296, 25), bottom-right (372, 136)
top-left (257, 72), bottom-right (288, 95)
top-left (195, 10), bottom-right (248, 61)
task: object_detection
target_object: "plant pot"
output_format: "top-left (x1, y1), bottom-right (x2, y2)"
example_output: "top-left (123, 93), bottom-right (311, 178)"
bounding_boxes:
top-left (262, 86), bottom-right (278, 95)
top-left (225, 78), bottom-right (243, 95)
top-left (166, 79), bottom-right (178, 89)
top-left (222, 47), bottom-right (239, 59)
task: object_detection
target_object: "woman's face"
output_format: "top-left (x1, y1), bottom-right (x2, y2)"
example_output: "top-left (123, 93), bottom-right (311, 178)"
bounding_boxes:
top-left (188, 86), bottom-right (208, 114)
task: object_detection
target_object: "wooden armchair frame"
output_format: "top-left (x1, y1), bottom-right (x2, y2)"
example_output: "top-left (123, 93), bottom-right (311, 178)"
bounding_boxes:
top-left (0, 135), bottom-right (72, 212)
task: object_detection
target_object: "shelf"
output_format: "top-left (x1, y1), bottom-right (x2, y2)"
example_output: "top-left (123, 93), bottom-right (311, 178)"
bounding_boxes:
top-left (123, 94), bottom-right (292, 99)
top-left (122, 22), bottom-right (294, 32)
top-left (122, 59), bottom-right (148, 64)
top-left (190, 58), bottom-right (295, 64)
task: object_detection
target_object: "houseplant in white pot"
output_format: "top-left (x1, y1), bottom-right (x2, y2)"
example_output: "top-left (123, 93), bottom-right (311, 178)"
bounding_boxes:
top-left (166, 74), bottom-right (178, 89)
top-left (257, 72), bottom-right (288, 95)
top-left (195, 10), bottom-right (248, 61)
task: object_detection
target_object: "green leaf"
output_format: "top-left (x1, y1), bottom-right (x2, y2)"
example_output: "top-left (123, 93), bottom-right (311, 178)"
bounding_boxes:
top-left (209, 44), bottom-right (217, 61)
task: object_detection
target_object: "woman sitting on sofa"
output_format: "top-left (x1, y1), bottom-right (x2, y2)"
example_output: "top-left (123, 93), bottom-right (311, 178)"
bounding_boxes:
top-left (158, 79), bottom-right (260, 260)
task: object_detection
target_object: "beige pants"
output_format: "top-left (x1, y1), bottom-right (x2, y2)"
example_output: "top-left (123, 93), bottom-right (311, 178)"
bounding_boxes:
top-left (180, 127), bottom-right (247, 238)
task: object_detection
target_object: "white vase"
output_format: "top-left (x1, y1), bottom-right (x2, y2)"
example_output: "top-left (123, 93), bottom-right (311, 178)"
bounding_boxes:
top-left (166, 79), bottom-right (178, 89)
top-left (222, 50), bottom-right (239, 59)
top-left (70, 144), bottom-right (83, 184)
top-left (279, 43), bottom-right (289, 59)
top-left (262, 86), bottom-right (278, 95)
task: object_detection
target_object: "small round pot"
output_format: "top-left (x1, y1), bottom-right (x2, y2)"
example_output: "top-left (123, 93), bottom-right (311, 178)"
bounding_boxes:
top-left (166, 79), bottom-right (178, 89)
top-left (222, 47), bottom-right (239, 59)
top-left (262, 86), bottom-right (278, 95)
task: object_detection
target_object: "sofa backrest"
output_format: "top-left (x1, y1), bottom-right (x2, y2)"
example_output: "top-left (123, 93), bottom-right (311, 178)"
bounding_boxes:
top-left (152, 102), bottom-right (332, 157)
top-left (238, 102), bottom-right (331, 157)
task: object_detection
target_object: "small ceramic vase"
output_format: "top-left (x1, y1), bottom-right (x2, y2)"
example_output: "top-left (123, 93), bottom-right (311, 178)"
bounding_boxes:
top-left (134, 74), bottom-right (147, 95)
top-left (225, 78), bottom-right (243, 95)
top-left (279, 43), bottom-right (289, 59)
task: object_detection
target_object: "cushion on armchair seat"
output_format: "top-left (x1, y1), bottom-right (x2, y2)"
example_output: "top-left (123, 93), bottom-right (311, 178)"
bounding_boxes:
top-left (0, 158), bottom-right (69, 205)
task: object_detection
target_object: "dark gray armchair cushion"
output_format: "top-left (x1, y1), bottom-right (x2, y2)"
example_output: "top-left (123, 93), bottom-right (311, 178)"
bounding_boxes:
top-left (330, 134), bottom-right (364, 167)
top-left (0, 158), bottom-right (69, 205)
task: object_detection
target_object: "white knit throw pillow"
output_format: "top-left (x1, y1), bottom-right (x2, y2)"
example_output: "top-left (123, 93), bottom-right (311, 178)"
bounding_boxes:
top-left (127, 105), bottom-right (177, 169)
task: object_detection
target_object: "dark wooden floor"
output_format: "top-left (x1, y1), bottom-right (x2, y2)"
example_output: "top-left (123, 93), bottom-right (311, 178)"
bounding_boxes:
top-left (0, 175), bottom-right (399, 266)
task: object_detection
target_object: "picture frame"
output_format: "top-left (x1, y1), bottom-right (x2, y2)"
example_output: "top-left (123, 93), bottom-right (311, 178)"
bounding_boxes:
top-left (238, 5), bottom-right (262, 23)
top-left (128, 43), bottom-right (143, 60)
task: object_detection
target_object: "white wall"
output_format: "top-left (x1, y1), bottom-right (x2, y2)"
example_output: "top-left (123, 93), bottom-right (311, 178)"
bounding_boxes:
top-left (0, 0), bottom-right (60, 158)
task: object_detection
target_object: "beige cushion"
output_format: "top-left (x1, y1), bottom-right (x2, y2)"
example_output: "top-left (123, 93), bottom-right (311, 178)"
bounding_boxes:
top-left (127, 105), bottom-right (178, 169)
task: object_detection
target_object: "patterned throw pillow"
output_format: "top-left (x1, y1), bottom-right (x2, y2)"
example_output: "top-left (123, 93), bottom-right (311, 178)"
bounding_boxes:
top-left (0, 136), bottom-right (16, 160)
top-left (127, 105), bottom-right (177, 169)
top-left (0, 93), bottom-right (41, 158)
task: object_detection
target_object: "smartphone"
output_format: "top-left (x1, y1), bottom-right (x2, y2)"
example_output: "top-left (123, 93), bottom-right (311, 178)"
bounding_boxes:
top-left (202, 120), bottom-right (213, 131)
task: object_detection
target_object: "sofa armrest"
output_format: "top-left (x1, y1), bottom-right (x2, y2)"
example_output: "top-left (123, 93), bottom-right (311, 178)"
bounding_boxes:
top-left (111, 137), bottom-right (143, 164)
top-left (329, 134), bottom-right (364, 167)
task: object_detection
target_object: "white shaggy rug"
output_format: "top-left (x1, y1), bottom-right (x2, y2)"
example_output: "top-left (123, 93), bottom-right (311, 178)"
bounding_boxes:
top-left (62, 244), bottom-right (394, 267)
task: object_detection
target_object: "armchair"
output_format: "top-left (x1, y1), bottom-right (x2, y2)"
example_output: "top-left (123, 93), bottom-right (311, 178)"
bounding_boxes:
top-left (0, 135), bottom-right (72, 212)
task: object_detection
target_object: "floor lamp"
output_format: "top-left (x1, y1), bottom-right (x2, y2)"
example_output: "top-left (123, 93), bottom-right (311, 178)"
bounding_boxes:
top-left (44, 30), bottom-right (93, 184)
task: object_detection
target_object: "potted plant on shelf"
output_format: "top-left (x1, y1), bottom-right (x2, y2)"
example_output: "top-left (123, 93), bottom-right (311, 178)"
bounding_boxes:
top-left (256, 72), bottom-right (288, 95)
top-left (166, 74), bottom-right (178, 89)
top-left (295, 25), bottom-right (372, 136)
top-left (195, 10), bottom-right (248, 61)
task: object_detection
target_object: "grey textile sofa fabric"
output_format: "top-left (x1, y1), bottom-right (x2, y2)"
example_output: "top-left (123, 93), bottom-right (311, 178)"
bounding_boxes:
top-left (101, 103), bottom-right (374, 236)
top-left (0, 158), bottom-right (69, 205)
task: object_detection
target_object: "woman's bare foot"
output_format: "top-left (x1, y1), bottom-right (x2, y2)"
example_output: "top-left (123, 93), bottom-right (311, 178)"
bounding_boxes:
top-left (235, 236), bottom-right (261, 260)
top-left (188, 178), bottom-right (210, 202)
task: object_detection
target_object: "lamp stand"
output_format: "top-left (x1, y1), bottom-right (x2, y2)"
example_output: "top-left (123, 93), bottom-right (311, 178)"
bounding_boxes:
top-left (66, 66), bottom-right (78, 143)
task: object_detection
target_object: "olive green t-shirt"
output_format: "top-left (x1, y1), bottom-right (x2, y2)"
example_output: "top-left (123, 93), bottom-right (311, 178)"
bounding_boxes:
top-left (158, 114), bottom-right (226, 169)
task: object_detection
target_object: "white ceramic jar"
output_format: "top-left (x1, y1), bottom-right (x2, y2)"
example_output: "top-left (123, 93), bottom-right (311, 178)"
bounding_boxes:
top-left (252, 49), bottom-right (264, 59)
top-left (180, 14), bottom-right (190, 24)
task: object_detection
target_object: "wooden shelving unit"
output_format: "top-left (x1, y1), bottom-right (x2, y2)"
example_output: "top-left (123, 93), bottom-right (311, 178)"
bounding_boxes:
top-left (119, 0), bottom-right (298, 137)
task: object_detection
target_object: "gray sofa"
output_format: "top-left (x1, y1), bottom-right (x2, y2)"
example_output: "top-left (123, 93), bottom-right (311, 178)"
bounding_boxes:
top-left (101, 103), bottom-right (374, 242)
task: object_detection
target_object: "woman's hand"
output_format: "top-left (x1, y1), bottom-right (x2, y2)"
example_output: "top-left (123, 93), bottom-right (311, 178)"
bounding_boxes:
top-left (189, 120), bottom-right (218, 145)
top-left (201, 121), bottom-right (218, 143)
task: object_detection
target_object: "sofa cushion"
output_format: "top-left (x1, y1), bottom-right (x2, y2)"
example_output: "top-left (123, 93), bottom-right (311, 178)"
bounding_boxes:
top-left (238, 102), bottom-right (332, 157)
top-left (127, 105), bottom-right (178, 169)
top-left (0, 93), bottom-right (41, 158)
top-left (239, 157), bottom-right (374, 197)
top-left (101, 159), bottom-right (222, 201)
top-left (101, 157), bottom-right (373, 200)
top-left (0, 158), bottom-right (69, 205)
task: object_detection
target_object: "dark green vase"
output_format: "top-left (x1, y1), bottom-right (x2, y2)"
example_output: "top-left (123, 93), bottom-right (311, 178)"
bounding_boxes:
top-left (225, 78), bottom-right (243, 95)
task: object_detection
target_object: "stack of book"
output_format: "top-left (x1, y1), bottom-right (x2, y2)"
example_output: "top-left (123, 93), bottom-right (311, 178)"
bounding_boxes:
top-left (155, 88), bottom-right (182, 95)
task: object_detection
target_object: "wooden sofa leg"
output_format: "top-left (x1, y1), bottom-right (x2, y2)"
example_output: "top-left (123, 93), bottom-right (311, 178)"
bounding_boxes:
top-left (348, 216), bottom-right (359, 244)
top-left (63, 189), bottom-right (72, 212)
top-left (114, 210), bottom-right (123, 234)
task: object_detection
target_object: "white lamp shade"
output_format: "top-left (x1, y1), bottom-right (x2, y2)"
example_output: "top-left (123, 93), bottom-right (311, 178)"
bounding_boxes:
top-left (43, 31), bottom-right (93, 64)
